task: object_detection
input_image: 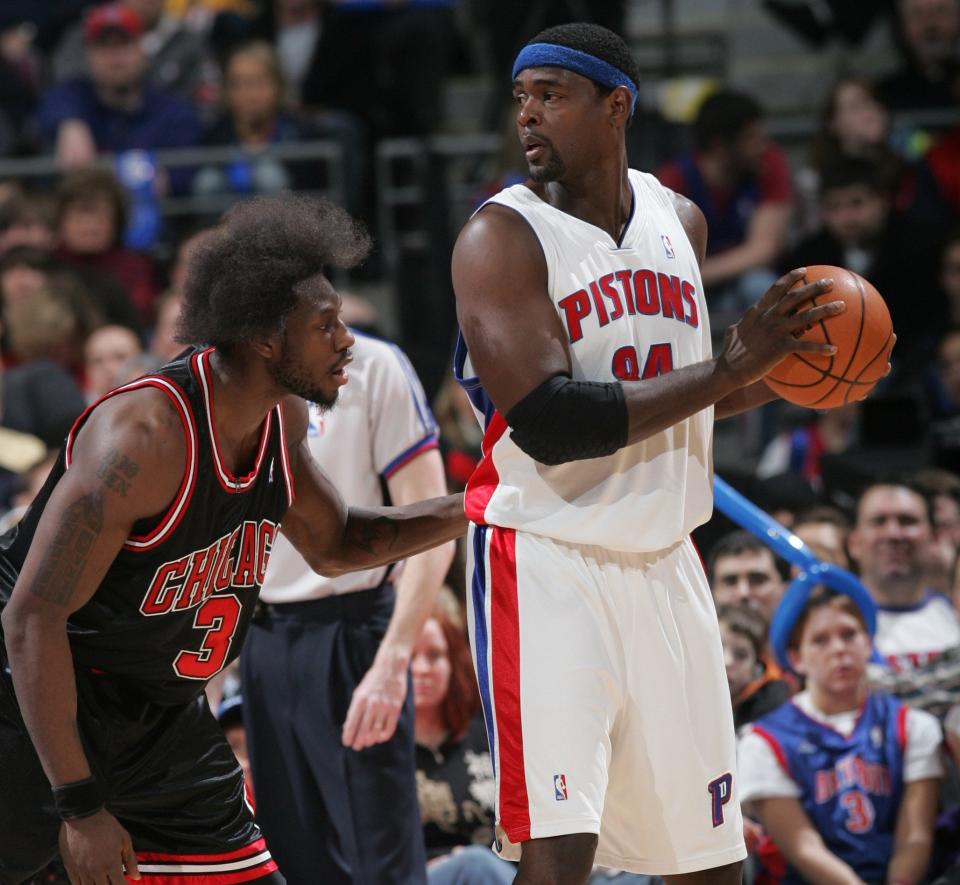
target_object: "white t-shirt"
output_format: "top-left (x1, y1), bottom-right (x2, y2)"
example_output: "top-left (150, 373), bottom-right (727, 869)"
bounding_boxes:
top-left (738, 691), bottom-right (944, 802)
top-left (875, 593), bottom-right (960, 671)
top-left (260, 333), bottom-right (437, 602)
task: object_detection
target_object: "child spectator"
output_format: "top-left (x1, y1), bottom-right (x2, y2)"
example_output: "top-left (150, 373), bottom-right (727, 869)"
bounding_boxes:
top-left (740, 585), bottom-right (943, 885)
top-left (718, 604), bottom-right (791, 732)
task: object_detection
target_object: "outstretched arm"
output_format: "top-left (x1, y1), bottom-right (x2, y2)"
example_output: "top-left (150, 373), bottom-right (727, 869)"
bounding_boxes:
top-left (279, 398), bottom-right (466, 576)
top-left (1, 389), bottom-right (184, 883)
top-left (452, 200), bottom-right (840, 464)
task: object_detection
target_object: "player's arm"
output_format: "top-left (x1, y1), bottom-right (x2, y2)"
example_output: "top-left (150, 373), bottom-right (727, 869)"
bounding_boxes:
top-left (756, 797), bottom-right (866, 885)
top-left (342, 447), bottom-right (455, 750)
top-left (0, 389), bottom-right (184, 882)
top-left (279, 398), bottom-right (466, 576)
top-left (886, 777), bottom-right (939, 885)
top-left (452, 204), bottom-right (840, 465)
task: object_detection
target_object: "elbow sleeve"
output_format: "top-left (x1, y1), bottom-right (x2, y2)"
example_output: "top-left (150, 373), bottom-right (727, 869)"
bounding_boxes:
top-left (505, 374), bottom-right (628, 465)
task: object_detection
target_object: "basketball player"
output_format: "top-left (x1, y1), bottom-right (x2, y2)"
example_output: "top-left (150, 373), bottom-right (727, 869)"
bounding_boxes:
top-left (451, 24), bottom-right (847, 885)
top-left (242, 330), bottom-right (453, 884)
top-left (0, 195), bottom-right (466, 885)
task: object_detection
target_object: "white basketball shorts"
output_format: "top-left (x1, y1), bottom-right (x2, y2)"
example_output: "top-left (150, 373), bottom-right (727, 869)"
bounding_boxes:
top-left (465, 524), bottom-right (746, 875)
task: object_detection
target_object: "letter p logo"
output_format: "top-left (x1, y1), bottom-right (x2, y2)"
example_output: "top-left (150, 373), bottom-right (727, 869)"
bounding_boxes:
top-left (707, 773), bottom-right (733, 827)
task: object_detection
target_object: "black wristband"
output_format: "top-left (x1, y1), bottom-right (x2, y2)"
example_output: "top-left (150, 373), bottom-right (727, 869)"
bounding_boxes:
top-left (52, 776), bottom-right (104, 821)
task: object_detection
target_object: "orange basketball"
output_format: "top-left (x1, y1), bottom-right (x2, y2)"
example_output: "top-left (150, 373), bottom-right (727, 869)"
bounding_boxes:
top-left (764, 265), bottom-right (894, 409)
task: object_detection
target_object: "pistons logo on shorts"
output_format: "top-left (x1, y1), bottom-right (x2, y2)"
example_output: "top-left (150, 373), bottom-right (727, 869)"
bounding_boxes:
top-left (554, 774), bottom-right (568, 801)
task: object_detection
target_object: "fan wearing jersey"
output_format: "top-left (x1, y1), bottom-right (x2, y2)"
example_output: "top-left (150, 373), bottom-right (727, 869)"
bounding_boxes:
top-left (0, 194), bottom-right (466, 885)
top-left (242, 332), bottom-right (454, 884)
top-left (739, 586), bottom-right (942, 885)
top-left (451, 22), bottom-right (857, 885)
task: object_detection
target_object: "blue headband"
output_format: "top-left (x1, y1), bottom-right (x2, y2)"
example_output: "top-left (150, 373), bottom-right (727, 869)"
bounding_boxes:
top-left (512, 43), bottom-right (638, 113)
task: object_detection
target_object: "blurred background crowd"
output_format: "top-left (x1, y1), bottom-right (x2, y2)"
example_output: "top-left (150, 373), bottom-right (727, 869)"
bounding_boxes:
top-left (4, 1), bottom-right (960, 883)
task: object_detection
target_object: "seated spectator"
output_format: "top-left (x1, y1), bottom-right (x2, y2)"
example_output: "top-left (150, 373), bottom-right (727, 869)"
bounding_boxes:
top-left (433, 369), bottom-right (482, 492)
top-left (708, 530), bottom-right (789, 625)
top-left (790, 506), bottom-right (852, 570)
top-left (740, 585), bottom-right (943, 885)
top-left (52, 0), bottom-right (220, 110)
top-left (193, 41), bottom-right (323, 197)
top-left (913, 468), bottom-right (960, 601)
top-left (150, 289), bottom-right (184, 361)
top-left (756, 403), bottom-right (860, 491)
top-left (796, 76), bottom-right (915, 236)
top-left (56, 166), bottom-right (157, 325)
top-left (37, 3), bottom-right (202, 192)
top-left (877, 0), bottom-right (960, 111)
top-left (657, 88), bottom-right (792, 313)
top-left (413, 599), bottom-right (514, 885)
top-left (0, 191), bottom-right (56, 255)
top-left (718, 604), bottom-right (791, 732)
top-left (784, 155), bottom-right (945, 384)
top-left (83, 323), bottom-right (144, 401)
top-left (847, 478), bottom-right (960, 670)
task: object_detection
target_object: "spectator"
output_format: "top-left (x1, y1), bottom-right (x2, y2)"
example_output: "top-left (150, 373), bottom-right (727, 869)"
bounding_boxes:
top-left (55, 166), bottom-right (157, 324)
top-left (847, 478), bottom-right (960, 669)
top-left (877, 0), bottom-right (960, 111)
top-left (943, 230), bottom-right (960, 324)
top-left (740, 585), bottom-right (943, 885)
top-left (149, 288), bottom-right (184, 361)
top-left (433, 369), bottom-right (483, 492)
top-left (0, 191), bottom-right (56, 255)
top-left (756, 403), bottom-right (860, 490)
top-left (52, 0), bottom-right (220, 110)
top-left (708, 529), bottom-right (789, 625)
top-left (413, 598), bottom-right (514, 885)
top-left (657, 88), bottom-right (793, 313)
top-left (194, 41), bottom-right (322, 197)
top-left (913, 467), bottom-right (960, 599)
top-left (784, 155), bottom-right (945, 383)
top-left (83, 323), bottom-right (143, 401)
top-left (37, 3), bottom-right (202, 190)
top-left (718, 604), bottom-right (790, 732)
top-left (790, 505), bottom-right (852, 569)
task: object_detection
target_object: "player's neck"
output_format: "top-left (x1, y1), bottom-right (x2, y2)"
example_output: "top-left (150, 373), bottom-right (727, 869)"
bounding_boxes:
top-left (807, 681), bottom-right (867, 716)
top-left (540, 156), bottom-right (631, 242)
top-left (206, 348), bottom-right (282, 463)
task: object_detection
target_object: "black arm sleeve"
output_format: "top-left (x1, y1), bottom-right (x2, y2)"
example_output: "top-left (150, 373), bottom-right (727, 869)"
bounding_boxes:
top-left (504, 374), bottom-right (628, 466)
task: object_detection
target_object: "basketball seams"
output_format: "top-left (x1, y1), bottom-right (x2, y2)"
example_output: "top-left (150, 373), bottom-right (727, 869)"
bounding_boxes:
top-left (842, 328), bottom-right (894, 405)
top-left (807, 270), bottom-right (866, 408)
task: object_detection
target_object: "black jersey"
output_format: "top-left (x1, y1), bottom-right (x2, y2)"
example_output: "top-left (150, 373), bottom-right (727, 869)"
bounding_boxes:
top-left (0, 347), bottom-right (296, 705)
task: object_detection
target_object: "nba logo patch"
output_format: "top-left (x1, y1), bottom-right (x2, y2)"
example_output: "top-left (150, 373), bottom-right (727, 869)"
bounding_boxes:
top-left (661, 234), bottom-right (675, 259)
top-left (554, 774), bottom-right (568, 801)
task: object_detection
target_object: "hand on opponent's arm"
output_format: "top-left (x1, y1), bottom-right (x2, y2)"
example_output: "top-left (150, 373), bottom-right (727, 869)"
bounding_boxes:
top-left (1, 389), bottom-right (185, 883)
top-left (279, 398), bottom-right (466, 577)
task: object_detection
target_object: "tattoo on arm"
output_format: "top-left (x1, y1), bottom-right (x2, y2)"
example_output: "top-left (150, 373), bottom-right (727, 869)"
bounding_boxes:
top-left (347, 516), bottom-right (401, 557)
top-left (95, 448), bottom-right (140, 499)
top-left (27, 491), bottom-right (104, 606)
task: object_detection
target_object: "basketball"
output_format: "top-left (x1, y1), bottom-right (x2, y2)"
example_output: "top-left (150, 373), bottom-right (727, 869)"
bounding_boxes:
top-left (764, 265), bottom-right (894, 409)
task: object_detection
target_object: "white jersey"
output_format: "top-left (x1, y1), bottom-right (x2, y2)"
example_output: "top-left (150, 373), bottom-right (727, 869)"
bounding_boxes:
top-left (874, 593), bottom-right (960, 672)
top-left (260, 333), bottom-right (437, 602)
top-left (456, 169), bottom-right (713, 553)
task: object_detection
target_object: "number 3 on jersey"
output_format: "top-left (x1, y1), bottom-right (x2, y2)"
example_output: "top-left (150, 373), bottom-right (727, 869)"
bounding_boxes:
top-left (174, 594), bottom-right (241, 680)
top-left (612, 343), bottom-right (673, 381)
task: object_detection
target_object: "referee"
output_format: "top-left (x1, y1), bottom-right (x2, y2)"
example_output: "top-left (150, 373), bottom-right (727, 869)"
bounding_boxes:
top-left (242, 329), bottom-right (454, 884)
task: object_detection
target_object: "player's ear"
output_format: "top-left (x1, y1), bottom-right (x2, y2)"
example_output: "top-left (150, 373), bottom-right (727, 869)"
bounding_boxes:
top-left (250, 329), bottom-right (282, 361)
top-left (609, 86), bottom-right (631, 126)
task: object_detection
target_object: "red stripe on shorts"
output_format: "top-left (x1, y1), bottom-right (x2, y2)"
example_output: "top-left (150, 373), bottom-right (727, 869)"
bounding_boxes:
top-left (135, 838), bottom-right (268, 863)
top-left (489, 526), bottom-right (531, 842)
top-left (129, 860), bottom-right (278, 884)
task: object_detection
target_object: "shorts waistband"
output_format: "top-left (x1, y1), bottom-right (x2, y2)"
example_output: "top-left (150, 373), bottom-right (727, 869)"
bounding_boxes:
top-left (256, 582), bottom-right (395, 622)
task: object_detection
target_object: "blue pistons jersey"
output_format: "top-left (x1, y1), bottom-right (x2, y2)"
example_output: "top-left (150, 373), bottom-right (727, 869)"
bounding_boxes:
top-left (752, 693), bottom-right (907, 884)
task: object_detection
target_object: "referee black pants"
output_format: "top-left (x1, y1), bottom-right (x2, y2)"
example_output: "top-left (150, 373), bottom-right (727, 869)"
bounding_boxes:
top-left (241, 586), bottom-right (426, 885)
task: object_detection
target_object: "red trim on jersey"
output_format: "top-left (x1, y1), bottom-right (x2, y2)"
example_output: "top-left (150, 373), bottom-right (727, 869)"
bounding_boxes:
top-left (194, 350), bottom-right (272, 494)
top-left (464, 411), bottom-right (508, 525)
top-left (62, 376), bottom-right (199, 553)
top-left (129, 861), bottom-right (278, 884)
top-left (135, 839), bottom-right (269, 864)
top-left (751, 725), bottom-right (792, 778)
top-left (489, 527), bottom-right (531, 843)
top-left (896, 704), bottom-right (908, 753)
top-left (275, 401), bottom-right (295, 507)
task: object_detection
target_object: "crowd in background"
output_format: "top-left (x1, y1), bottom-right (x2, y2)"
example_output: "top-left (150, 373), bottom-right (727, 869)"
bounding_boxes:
top-left (3, 1), bottom-right (960, 883)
